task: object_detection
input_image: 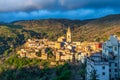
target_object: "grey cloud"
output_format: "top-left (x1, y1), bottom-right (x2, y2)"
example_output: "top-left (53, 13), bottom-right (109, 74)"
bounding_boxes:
top-left (0, 0), bottom-right (58, 12)
top-left (0, 0), bottom-right (120, 22)
top-left (0, 0), bottom-right (120, 12)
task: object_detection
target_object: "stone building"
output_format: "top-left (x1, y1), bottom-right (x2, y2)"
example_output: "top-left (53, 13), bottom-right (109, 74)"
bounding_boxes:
top-left (66, 27), bottom-right (71, 43)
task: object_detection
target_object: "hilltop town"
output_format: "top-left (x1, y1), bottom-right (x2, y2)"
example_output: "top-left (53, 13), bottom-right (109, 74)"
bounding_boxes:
top-left (16, 27), bottom-right (120, 80)
top-left (17, 27), bottom-right (102, 64)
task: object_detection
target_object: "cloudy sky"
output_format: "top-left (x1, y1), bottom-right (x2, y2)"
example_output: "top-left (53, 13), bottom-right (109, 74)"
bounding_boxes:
top-left (0, 0), bottom-right (120, 22)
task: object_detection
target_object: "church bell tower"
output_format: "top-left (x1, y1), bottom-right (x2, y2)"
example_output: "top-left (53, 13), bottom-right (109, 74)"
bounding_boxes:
top-left (66, 27), bottom-right (71, 42)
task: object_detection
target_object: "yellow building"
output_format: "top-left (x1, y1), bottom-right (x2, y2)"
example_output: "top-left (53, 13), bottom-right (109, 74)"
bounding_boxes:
top-left (57, 36), bottom-right (66, 42)
top-left (55, 42), bottom-right (62, 49)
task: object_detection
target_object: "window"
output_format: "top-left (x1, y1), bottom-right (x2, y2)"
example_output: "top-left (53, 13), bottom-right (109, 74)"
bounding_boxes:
top-left (115, 74), bottom-right (117, 77)
top-left (109, 69), bottom-right (111, 72)
top-left (110, 78), bottom-right (114, 80)
top-left (115, 69), bottom-right (117, 72)
top-left (115, 63), bottom-right (117, 67)
top-left (109, 74), bottom-right (111, 78)
top-left (105, 49), bottom-right (106, 52)
top-left (102, 72), bottom-right (105, 75)
top-left (102, 66), bottom-right (105, 69)
top-left (111, 78), bottom-right (114, 80)
top-left (109, 62), bottom-right (111, 67)
top-left (114, 46), bottom-right (117, 51)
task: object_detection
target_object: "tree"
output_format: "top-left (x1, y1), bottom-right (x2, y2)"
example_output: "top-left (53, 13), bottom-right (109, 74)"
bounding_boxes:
top-left (79, 69), bottom-right (86, 79)
top-left (54, 63), bottom-right (71, 80)
top-left (90, 69), bottom-right (99, 80)
top-left (36, 50), bottom-right (41, 57)
top-left (78, 63), bottom-right (86, 80)
top-left (45, 47), bottom-right (54, 59)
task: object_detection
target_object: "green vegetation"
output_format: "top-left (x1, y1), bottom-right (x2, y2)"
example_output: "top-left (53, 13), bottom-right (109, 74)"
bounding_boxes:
top-left (3, 47), bottom-right (13, 56)
top-left (54, 63), bottom-right (71, 80)
top-left (90, 69), bottom-right (99, 80)
top-left (0, 24), bottom-right (48, 55)
top-left (36, 50), bottom-right (41, 57)
top-left (0, 66), bottom-right (55, 80)
top-left (0, 54), bottom-right (72, 80)
top-left (54, 70), bottom-right (71, 80)
top-left (78, 63), bottom-right (86, 79)
top-left (46, 47), bottom-right (54, 58)
top-left (4, 54), bottom-right (50, 69)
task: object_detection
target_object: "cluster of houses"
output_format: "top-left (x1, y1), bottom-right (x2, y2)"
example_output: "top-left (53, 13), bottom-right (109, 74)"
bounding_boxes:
top-left (17, 27), bottom-right (101, 64)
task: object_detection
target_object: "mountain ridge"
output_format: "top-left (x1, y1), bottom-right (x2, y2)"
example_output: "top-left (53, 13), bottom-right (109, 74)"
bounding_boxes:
top-left (1, 14), bottom-right (120, 55)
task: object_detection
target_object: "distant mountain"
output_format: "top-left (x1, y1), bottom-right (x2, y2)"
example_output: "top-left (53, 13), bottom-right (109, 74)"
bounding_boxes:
top-left (13, 19), bottom-right (84, 28)
top-left (74, 14), bottom-right (120, 41)
top-left (1, 14), bottom-right (120, 55)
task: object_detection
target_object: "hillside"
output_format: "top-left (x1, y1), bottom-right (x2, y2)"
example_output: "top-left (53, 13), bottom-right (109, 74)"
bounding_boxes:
top-left (13, 19), bottom-right (85, 41)
top-left (14, 14), bottom-right (120, 42)
top-left (0, 24), bottom-right (47, 55)
top-left (1, 14), bottom-right (120, 55)
top-left (74, 14), bottom-right (120, 41)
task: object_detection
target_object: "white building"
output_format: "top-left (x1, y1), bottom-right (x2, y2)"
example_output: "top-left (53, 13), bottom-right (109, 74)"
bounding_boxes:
top-left (86, 35), bottom-right (120, 80)
top-left (102, 35), bottom-right (120, 80)
top-left (86, 53), bottom-right (109, 80)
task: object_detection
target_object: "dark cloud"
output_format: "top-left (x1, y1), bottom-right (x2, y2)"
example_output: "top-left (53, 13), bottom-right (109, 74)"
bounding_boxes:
top-left (0, 0), bottom-right (120, 22)
top-left (0, 0), bottom-right (120, 12)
